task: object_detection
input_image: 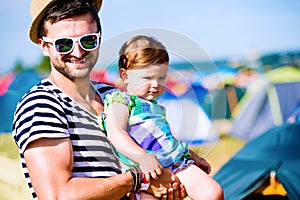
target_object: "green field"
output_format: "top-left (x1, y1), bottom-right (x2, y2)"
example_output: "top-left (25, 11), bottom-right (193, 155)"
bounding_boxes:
top-left (0, 132), bottom-right (245, 200)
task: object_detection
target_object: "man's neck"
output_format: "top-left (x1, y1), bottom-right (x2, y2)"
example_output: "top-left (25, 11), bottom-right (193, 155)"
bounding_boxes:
top-left (48, 71), bottom-right (90, 98)
top-left (48, 71), bottom-right (103, 115)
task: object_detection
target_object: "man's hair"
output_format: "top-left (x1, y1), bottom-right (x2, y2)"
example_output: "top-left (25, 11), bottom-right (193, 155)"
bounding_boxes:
top-left (118, 35), bottom-right (169, 70)
top-left (38, 0), bottom-right (101, 38)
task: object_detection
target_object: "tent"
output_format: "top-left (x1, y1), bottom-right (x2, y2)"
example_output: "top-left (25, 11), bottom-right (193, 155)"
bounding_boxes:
top-left (0, 73), bottom-right (15, 96)
top-left (203, 84), bottom-right (246, 119)
top-left (158, 84), bottom-right (219, 145)
top-left (214, 122), bottom-right (300, 200)
top-left (287, 102), bottom-right (300, 122)
top-left (230, 66), bottom-right (300, 140)
top-left (201, 65), bottom-right (253, 120)
top-left (0, 69), bottom-right (42, 133)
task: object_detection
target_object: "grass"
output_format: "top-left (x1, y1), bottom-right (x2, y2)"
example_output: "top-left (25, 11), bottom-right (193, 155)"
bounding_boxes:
top-left (191, 135), bottom-right (246, 175)
top-left (0, 132), bottom-right (246, 199)
top-left (0, 133), bottom-right (19, 159)
top-left (0, 134), bottom-right (32, 200)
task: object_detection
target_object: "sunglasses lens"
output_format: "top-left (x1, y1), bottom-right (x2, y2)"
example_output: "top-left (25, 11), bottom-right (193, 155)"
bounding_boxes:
top-left (55, 38), bottom-right (73, 53)
top-left (80, 35), bottom-right (98, 50)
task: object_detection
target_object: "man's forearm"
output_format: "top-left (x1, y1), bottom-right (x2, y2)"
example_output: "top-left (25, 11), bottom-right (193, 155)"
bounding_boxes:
top-left (57, 173), bottom-right (133, 200)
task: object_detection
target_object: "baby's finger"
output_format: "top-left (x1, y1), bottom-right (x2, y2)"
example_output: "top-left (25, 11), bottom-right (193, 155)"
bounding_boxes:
top-left (155, 167), bottom-right (162, 175)
top-left (145, 172), bottom-right (151, 182)
top-left (150, 170), bottom-right (159, 180)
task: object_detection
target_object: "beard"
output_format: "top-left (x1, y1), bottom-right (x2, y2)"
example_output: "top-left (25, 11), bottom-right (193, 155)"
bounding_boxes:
top-left (50, 52), bottom-right (98, 81)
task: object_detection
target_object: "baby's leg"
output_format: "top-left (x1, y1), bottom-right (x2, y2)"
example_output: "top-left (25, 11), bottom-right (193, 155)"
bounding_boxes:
top-left (175, 164), bottom-right (224, 200)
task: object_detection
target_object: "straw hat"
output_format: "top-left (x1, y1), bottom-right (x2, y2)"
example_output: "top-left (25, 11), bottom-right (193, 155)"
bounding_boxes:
top-left (29, 0), bottom-right (103, 44)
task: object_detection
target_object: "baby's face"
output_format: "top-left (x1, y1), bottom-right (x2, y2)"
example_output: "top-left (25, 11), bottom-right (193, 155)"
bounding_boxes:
top-left (125, 63), bottom-right (168, 101)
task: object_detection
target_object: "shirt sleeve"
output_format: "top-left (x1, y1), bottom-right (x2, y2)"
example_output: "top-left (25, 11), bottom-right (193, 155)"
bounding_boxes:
top-left (104, 91), bottom-right (135, 111)
top-left (12, 90), bottom-right (69, 153)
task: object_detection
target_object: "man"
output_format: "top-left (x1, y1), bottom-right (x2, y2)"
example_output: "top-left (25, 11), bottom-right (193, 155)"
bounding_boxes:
top-left (13, 0), bottom-right (221, 199)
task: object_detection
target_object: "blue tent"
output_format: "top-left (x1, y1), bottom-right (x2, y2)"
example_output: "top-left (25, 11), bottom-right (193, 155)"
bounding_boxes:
top-left (230, 81), bottom-right (300, 140)
top-left (158, 84), bottom-right (219, 144)
top-left (0, 69), bottom-right (42, 133)
top-left (214, 122), bottom-right (300, 200)
top-left (230, 66), bottom-right (300, 140)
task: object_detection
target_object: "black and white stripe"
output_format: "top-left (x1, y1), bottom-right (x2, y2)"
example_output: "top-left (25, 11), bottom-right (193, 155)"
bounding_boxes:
top-left (12, 79), bottom-right (121, 199)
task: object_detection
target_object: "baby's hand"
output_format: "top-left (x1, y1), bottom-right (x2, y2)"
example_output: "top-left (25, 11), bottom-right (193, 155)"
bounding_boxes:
top-left (146, 164), bottom-right (163, 181)
top-left (138, 154), bottom-right (162, 181)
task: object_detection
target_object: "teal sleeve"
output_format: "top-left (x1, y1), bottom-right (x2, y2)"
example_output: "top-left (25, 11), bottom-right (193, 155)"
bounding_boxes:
top-left (104, 91), bottom-right (135, 111)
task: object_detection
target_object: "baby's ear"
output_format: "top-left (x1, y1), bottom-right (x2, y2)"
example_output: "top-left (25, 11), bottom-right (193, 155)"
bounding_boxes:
top-left (120, 68), bottom-right (128, 84)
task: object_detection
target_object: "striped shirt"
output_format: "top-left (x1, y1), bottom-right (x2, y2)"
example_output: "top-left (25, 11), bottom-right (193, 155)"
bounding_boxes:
top-left (12, 79), bottom-right (121, 199)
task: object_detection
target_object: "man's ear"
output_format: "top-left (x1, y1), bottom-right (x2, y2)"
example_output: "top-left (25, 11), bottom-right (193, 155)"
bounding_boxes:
top-left (38, 38), bottom-right (50, 56)
top-left (120, 68), bottom-right (128, 84)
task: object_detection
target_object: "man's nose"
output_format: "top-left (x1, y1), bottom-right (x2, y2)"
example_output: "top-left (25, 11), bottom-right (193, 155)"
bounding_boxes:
top-left (71, 42), bottom-right (86, 57)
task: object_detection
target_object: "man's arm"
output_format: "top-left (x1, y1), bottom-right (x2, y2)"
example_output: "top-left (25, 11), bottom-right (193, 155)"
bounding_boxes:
top-left (24, 137), bottom-right (185, 199)
top-left (24, 137), bottom-right (132, 200)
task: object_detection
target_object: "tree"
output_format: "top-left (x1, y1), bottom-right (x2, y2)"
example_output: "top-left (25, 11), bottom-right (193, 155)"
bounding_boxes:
top-left (34, 56), bottom-right (51, 74)
top-left (12, 60), bottom-right (25, 72)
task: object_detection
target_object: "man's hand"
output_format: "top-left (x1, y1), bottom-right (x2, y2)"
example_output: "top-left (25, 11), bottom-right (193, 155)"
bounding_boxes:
top-left (161, 182), bottom-right (187, 200)
top-left (189, 149), bottom-right (211, 174)
top-left (146, 168), bottom-right (187, 199)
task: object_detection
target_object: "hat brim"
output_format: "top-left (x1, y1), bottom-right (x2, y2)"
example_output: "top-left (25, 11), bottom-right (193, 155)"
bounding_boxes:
top-left (29, 0), bottom-right (102, 44)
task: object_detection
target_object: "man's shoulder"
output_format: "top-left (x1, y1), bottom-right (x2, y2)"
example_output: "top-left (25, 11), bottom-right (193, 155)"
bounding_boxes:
top-left (21, 79), bottom-right (63, 101)
top-left (91, 81), bottom-right (116, 91)
top-left (91, 81), bottom-right (120, 100)
top-left (15, 79), bottom-right (69, 115)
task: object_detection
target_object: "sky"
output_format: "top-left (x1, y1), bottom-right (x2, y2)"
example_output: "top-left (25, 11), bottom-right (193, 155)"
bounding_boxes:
top-left (0, 0), bottom-right (300, 74)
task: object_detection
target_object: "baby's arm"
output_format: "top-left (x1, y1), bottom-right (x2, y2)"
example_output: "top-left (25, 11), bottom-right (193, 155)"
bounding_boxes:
top-left (106, 102), bottom-right (162, 180)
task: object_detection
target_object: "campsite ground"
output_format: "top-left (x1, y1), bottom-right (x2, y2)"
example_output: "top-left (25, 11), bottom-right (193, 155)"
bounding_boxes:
top-left (0, 133), bottom-right (32, 200)
top-left (0, 125), bottom-right (245, 200)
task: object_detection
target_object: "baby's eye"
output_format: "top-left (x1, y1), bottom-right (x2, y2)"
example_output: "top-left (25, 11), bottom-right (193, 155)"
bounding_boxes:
top-left (159, 76), bottom-right (167, 81)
